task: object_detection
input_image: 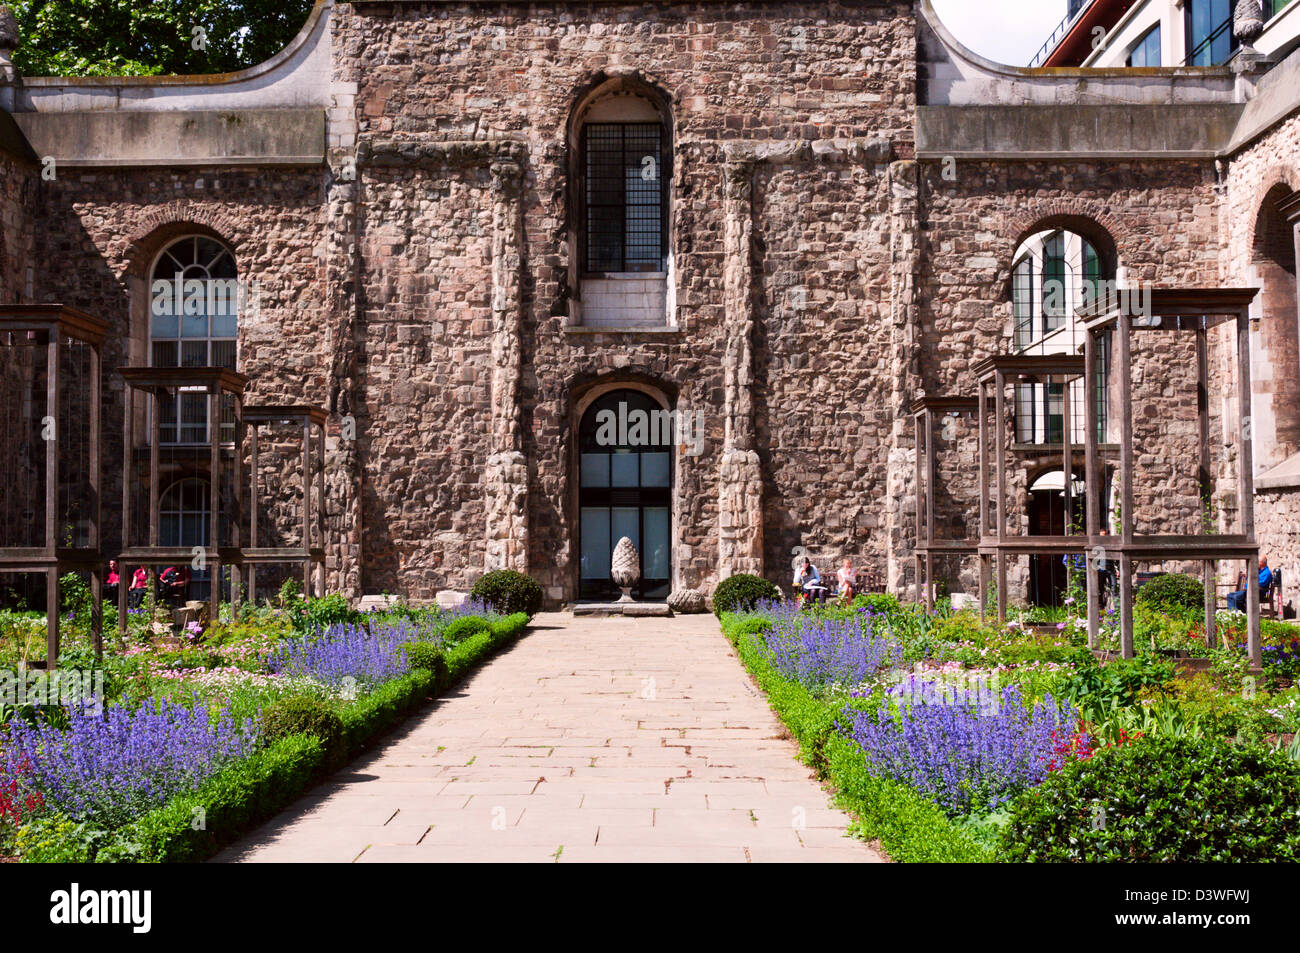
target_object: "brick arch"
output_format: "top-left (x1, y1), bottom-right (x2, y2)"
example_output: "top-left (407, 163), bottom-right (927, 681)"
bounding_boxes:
top-left (1249, 169), bottom-right (1300, 262)
top-left (122, 205), bottom-right (245, 278)
top-left (1004, 199), bottom-right (1128, 279)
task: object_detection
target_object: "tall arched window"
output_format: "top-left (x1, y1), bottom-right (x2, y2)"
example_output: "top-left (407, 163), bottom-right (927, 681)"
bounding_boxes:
top-left (1011, 227), bottom-right (1112, 446)
top-left (149, 236), bottom-right (239, 444)
top-left (571, 81), bottom-right (673, 329)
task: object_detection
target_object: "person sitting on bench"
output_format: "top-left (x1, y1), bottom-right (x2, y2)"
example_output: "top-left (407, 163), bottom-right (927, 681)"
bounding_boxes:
top-left (836, 559), bottom-right (861, 604)
top-left (795, 558), bottom-right (827, 606)
top-left (1228, 557), bottom-right (1273, 613)
top-left (159, 565), bottom-right (191, 607)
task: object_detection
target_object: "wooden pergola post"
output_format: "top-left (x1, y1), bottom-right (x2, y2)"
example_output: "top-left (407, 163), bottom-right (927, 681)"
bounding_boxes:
top-left (978, 381), bottom-right (990, 622)
top-left (1084, 332), bottom-right (1101, 650)
top-left (1197, 320), bottom-right (1216, 650)
top-left (1117, 308), bottom-right (1135, 660)
top-left (1238, 305), bottom-right (1261, 668)
top-left (994, 368), bottom-right (1008, 627)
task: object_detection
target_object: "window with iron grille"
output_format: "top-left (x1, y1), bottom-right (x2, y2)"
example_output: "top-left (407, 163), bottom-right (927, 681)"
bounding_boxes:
top-left (583, 123), bottom-right (667, 274)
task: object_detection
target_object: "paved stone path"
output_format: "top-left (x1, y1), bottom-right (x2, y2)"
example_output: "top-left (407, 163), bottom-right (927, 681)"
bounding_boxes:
top-left (216, 612), bottom-right (884, 863)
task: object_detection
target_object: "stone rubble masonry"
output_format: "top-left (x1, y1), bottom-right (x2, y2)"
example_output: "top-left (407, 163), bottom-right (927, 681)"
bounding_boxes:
top-left (2, 0), bottom-right (1299, 606)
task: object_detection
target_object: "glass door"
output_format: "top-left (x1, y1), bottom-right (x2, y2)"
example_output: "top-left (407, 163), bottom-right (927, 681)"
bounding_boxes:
top-left (578, 390), bottom-right (672, 600)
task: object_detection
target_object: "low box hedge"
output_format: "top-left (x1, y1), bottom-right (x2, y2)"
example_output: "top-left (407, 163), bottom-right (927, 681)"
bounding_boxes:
top-left (719, 612), bottom-right (991, 863)
top-left (68, 611), bottom-right (534, 863)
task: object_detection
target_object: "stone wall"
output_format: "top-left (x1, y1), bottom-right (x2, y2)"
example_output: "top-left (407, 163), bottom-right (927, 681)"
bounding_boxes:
top-left (333, 0), bottom-right (919, 600)
top-left (27, 167), bottom-right (334, 582)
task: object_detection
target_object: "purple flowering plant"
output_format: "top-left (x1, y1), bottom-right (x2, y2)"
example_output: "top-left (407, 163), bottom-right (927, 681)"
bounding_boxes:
top-left (759, 611), bottom-right (903, 694)
top-left (268, 621), bottom-right (413, 690)
top-left (0, 697), bottom-right (258, 826)
top-left (840, 683), bottom-right (1078, 816)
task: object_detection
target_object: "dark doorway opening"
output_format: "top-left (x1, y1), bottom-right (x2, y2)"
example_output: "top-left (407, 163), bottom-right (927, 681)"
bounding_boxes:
top-left (578, 389), bottom-right (672, 601)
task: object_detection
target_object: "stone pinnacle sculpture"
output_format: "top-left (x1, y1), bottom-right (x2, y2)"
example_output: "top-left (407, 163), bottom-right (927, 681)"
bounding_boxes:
top-left (611, 536), bottom-right (640, 604)
top-left (1234, 0), bottom-right (1265, 50)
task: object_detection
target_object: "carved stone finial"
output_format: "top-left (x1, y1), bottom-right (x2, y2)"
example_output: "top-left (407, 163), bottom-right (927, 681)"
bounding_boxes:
top-left (1234, 0), bottom-right (1265, 45)
top-left (611, 536), bottom-right (640, 604)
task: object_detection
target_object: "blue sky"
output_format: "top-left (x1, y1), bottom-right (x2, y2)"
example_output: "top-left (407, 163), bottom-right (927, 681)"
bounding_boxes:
top-left (929, 0), bottom-right (1068, 66)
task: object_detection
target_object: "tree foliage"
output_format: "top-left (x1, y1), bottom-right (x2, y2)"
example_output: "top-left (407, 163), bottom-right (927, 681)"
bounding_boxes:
top-left (10, 0), bottom-right (316, 77)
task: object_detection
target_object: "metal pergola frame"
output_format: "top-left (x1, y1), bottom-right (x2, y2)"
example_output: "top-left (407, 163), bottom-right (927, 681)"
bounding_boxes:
top-left (912, 396), bottom-right (979, 612)
top-left (1080, 288), bottom-right (1262, 664)
top-left (0, 305), bottom-right (108, 667)
top-left (974, 354), bottom-right (1099, 627)
top-left (116, 366), bottom-right (248, 636)
top-left (242, 405), bottom-right (327, 603)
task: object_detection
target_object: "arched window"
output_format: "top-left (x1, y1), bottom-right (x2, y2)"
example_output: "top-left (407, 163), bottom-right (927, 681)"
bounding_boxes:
top-left (1011, 227), bottom-right (1113, 446)
top-left (149, 236), bottom-right (239, 444)
top-left (571, 81), bottom-right (673, 328)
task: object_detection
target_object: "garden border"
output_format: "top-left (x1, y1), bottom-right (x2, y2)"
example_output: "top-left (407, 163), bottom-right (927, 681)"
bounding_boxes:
top-left (15, 613), bottom-right (532, 863)
top-left (719, 613), bottom-right (993, 863)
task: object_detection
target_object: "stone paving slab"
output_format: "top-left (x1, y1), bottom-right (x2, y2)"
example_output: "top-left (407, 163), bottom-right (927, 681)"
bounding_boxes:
top-left (215, 613), bottom-right (884, 864)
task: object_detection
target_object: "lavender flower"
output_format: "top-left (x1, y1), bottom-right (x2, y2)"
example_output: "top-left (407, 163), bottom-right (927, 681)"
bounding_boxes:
top-left (1, 698), bottom-right (258, 826)
top-left (269, 621), bottom-right (412, 689)
top-left (763, 614), bottom-right (903, 692)
top-left (841, 685), bottom-right (1077, 816)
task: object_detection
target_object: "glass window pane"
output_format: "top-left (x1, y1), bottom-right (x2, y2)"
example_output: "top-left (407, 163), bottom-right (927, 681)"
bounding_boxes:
top-left (611, 452), bottom-right (639, 487)
top-left (181, 341), bottom-right (208, 367)
top-left (211, 309), bottom-right (237, 339)
top-left (152, 340), bottom-right (179, 368)
top-left (641, 452), bottom-right (670, 488)
top-left (580, 453), bottom-right (610, 488)
top-left (643, 508), bottom-right (669, 580)
top-left (580, 508), bottom-right (611, 580)
top-left (181, 310), bottom-right (209, 339)
top-left (151, 307), bottom-right (179, 339)
top-left (611, 508), bottom-right (640, 558)
top-left (211, 340), bottom-right (237, 370)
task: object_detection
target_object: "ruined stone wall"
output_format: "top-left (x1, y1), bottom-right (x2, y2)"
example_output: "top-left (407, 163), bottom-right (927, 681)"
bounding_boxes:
top-left (337, 0), bottom-right (918, 601)
top-left (28, 167), bottom-right (332, 582)
top-left (355, 162), bottom-right (495, 595)
top-left (1219, 110), bottom-right (1300, 580)
top-left (915, 160), bottom-right (1221, 597)
top-left (0, 150), bottom-right (33, 303)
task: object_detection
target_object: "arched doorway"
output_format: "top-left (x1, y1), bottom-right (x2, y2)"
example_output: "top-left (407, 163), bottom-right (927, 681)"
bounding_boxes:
top-left (1027, 469), bottom-right (1085, 607)
top-left (577, 389), bottom-right (673, 601)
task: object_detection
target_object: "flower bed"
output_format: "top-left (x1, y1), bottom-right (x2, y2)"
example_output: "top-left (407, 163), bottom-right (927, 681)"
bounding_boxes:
top-left (721, 595), bottom-right (1300, 862)
top-left (0, 585), bottom-right (534, 863)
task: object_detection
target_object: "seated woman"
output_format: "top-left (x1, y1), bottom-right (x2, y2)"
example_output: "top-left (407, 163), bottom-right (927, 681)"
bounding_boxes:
top-left (836, 559), bottom-right (859, 604)
top-left (794, 558), bottom-right (827, 606)
top-left (104, 560), bottom-right (120, 601)
top-left (128, 567), bottom-right (149, 609)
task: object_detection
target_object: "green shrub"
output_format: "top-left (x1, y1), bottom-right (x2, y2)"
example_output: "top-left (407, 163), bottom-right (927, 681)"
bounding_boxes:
top-left (339, 669), bottom-right (436, 758)
top-left (286, 593), bottom-right (357, 634)
top-left (712, 574), bottom-right (781, 618)
top-left (442, 616), bottom-right (493, 646)
top-left (1000, 735), bottom-right (1300, 862)
top-left (405, 642), bottom-right (449, 687)
top-left (854, 592), bottom-right (901, 616)
top-left (1059, 653), bottom-right (1177, 722)
top-left (261, 695), bottom-right (345, 770)
top-left (728, 616), bottom-right (774, 639)
top-left (1136, 573), bottom-right (1205, 614)
top-left (470, 570), bottom-right (543, 617)
top-left (105, 734), bottom-right (326, 863)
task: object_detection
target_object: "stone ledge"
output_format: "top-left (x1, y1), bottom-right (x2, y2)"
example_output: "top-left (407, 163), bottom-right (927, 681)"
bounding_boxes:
top-left (562, 326), bottom-right (683, 337)
top-left (1256, 452), bottom-right (1300, 492)
top-left (571, 602), bottom-right (672, 618)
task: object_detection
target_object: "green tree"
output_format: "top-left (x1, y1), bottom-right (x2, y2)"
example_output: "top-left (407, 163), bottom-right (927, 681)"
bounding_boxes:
top-left (11, 0), bottom-right (315, 77)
